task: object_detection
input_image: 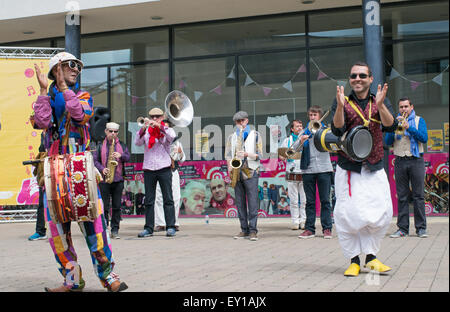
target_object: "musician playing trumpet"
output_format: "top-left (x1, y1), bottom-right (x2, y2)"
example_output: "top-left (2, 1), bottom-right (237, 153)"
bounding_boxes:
top-left (225, 111), bottom-right (263, 241)
top-left (385, 97), bottom-right (429, 239)
top-left (93, 122), bottom-right (130, 239)
top-left (135, 107), bottom-right (177, 238)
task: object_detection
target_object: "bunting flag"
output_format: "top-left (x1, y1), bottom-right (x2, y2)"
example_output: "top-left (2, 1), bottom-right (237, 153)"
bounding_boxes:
top-left (389, 68), bottom-right (401, 80)
top-left (432, 73), bottom-right (443, 86)
top-left (317, 71), bottom-right (327, 80)
top-left (410, 81), bottom-right (421, 91)
top-left (211, 85), bottom-right (222, 95)
top-left (149, 90), bottom-right (157, 102)
top-left (227, 67), bottom-right (235, 80)
top-left (194, 91), bottom-right (203, 102)
top-left (297, 64), bottom-right (306, 73)
top-left (244, 75), bottom-right (254, 86)
top-left (179, 80), bottom-right (186, 89)
top-left (263, 87), bottom-right (272, 96)
top-left (132, 96), bottom-right (138, 105)
top-left (282, 81), bottom-right (293, 92)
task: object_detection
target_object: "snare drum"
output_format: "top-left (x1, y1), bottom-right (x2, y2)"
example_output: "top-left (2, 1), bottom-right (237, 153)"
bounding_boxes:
top-left (314, 126), bottom-right (373, 162)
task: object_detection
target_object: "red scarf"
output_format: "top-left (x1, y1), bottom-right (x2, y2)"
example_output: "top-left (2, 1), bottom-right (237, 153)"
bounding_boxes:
top-left (147, 121), bottom-right (165, 149)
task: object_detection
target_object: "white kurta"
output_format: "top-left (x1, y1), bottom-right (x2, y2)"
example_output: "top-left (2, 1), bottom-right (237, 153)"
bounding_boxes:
top-left (334, 165), bottom-right (393, 259)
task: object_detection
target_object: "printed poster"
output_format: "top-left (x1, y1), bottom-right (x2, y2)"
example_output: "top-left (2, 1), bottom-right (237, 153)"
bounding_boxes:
top-left (0, 58), bottom-right (48, 206)
top-left (427, 129), bottom-right (444, 152)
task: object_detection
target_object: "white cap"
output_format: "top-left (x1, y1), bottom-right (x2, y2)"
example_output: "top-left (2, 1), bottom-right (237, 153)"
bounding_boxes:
top-left (47, 52), bottom-right (84, 80)
top-left (106, 122), bottom-right (120, 131)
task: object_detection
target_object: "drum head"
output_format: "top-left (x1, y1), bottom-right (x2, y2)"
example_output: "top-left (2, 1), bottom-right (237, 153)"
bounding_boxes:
top-left (348, 127), bottom-right (372, 161)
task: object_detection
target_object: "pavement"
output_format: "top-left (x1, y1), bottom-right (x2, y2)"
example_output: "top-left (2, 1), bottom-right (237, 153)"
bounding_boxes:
top-left (0, 216), bottom-right (448, 293)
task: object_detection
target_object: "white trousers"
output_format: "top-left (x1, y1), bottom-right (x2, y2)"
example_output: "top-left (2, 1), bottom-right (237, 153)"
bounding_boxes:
top-left (155, 170), bottom-right (180, 226)
top-left (287, 180), bottom-right (306, 225)
top-left (334, 165), bottom-right (393, 259)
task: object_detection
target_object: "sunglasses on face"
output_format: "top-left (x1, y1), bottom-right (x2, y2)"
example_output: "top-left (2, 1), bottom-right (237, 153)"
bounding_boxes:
top-left (108, 130), bottom-right (118, 133)
top-left (63, 60), bottom-right (83, 72)
top-left (349, 73), bottom-right (370, 79)
top-left (150, 115), bottom-right (162, 119)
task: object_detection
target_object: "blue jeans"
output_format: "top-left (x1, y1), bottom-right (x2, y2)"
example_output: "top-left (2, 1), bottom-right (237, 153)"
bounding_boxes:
top-left (303, 172), bottom-right (333, 234)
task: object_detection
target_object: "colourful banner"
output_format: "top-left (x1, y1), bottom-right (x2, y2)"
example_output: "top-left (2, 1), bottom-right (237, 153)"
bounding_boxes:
top-left (388, 153), bottom-right (449, 216)
top-left (0, 58), bottom-right (48, 206)
top-left (444, 122), bottom-right (449, 146)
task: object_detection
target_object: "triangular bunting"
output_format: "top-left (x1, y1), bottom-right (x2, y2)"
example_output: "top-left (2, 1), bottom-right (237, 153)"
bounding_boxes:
top-left (283, 81), bottom-right (293, 92)
top-left (263, 87), bottom-right (272, 96)
top-left (179, 80), bottom-right (186, 89)
top-left (149, 90), bottom-right (157, 102)
top-left (132, 96), bottom-right (138, 105)
top-left (389, 68), bottom-right (400, 80)
top-left (211, 85), bottom-right (222, 95)
top-left (227, 67), bottom-right (235, 80)
top-left (194, 91), bottom-right (203, 102)
top-left (244, 75), bottom-right (254, 86)
top-left (410, 81), bottom-right (421, 91)
top-left (297, 64), bottom-right (306, 73)
top-left (432, 74), bottom-right (443, 86)
top-left (317, 71), bottom-right (327, 80)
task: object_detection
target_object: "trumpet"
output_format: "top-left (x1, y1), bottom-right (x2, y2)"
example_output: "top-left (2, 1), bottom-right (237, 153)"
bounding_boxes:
top-left (137, 116), bottom-right (151, 129)
top-left (395, 111), bottom-right (408, 135)
top-left (285, 110), bottom-right (330, 157)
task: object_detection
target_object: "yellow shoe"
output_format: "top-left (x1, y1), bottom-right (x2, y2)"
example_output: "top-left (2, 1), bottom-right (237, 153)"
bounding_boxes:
top-left (364, 259), bottom-right (391, 273)
top-left (344, 263), bottom-right (360, 276)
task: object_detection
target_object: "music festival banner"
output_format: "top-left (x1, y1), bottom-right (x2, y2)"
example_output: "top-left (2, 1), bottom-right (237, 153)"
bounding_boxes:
top-left (0, 58), bottom-right (47, 206)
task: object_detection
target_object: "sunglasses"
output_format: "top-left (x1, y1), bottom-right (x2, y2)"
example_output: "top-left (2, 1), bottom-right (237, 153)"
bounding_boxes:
top-left (108, 130), bottom-right (118, 133)
top-left (63, 60), bottom-right (83, 72)
top-left (150, 115), bottom-right (162, 119)
top-left (349, 73), bottom-right (370, 79)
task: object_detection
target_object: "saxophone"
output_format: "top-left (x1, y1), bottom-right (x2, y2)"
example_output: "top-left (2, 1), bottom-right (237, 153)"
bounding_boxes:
top-left (230, 129), bottom-right (244, 188)
top-left (105, 139), bottom-right (119, 184)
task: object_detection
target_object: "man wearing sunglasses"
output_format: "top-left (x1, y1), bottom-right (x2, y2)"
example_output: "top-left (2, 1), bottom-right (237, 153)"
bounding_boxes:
top-left (135, 107), bottom-right (177, 238)
top-left (31, 52), bottom-right (127, 292)
top-left (93, 122), bottom-right (130, 239)
top-left (330, 61), bottom-right (397, 277)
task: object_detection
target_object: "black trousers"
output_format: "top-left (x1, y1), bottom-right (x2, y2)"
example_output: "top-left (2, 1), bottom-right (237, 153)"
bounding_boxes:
top-left (143, 167), bottom-right (175, 233)
top-left (99, 181), bottom-right (124, 232)
top-left (395, 156), bottom-right (426, 234)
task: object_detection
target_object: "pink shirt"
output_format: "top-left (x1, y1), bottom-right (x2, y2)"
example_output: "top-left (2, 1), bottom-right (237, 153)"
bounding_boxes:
top-left (134, 126), bottom-right (176, 171)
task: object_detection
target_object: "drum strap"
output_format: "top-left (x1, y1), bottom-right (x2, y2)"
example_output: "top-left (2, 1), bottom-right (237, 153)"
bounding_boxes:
top-left (345, 97), bottom-right (381, 127)
top-left (347, 171), bottom-right (352, 197)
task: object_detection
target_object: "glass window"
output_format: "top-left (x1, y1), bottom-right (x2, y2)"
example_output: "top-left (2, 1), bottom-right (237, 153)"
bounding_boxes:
top-left (309, 45), bottom-right (364, 121)
top-left (174, 15), bottom-right (305, 58)
top-left (309, 9), bottom-right (363, 46)
top-left (239, 50), bottom-right (308, 157)
top-left (81, 67), bottom-right (108, 107)
top-left (386, 39), bottom-right (449, 152)
top-left (81, 28), bottom-right (169, 66)
top-left (174, 57), bottom-right (237, 160)
top-left (111, 62), bottom-right (170, 162)
top-left (382, 1), bottom-right (449, 40)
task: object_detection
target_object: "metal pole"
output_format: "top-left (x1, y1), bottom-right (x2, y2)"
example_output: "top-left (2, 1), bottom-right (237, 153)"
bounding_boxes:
top-left (65, 9), bottom-right (81, 84)
top-left (362, 0), bottom-right (384, 93)
top-left (362, 0), bottom-right (390, 174)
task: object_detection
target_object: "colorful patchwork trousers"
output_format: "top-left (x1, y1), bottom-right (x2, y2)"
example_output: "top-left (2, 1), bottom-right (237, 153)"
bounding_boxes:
top-left (43, 191), bottom-right (120, 290)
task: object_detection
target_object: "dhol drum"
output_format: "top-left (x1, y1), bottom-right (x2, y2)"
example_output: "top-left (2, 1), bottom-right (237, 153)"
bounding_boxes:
top-left (44, 151), bottom-right (100, 223)
top-left (313, 125), bottom-right (373, 162)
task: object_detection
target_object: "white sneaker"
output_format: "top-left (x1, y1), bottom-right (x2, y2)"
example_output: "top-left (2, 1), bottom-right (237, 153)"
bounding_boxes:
top-left (299, 221), bottom-right (306, 230)
top-left (291, 224), bottom-right (300, 230)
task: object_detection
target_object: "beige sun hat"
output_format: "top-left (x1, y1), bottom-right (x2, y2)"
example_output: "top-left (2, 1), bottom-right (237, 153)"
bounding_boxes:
top-left (47, 52), bottom-right (84, 80)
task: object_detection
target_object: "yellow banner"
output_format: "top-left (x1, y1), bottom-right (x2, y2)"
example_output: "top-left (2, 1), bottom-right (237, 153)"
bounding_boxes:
top-left (0, 58), bottom-right (49, 205)
top-left (427, 129), bottom-right (444, 153)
